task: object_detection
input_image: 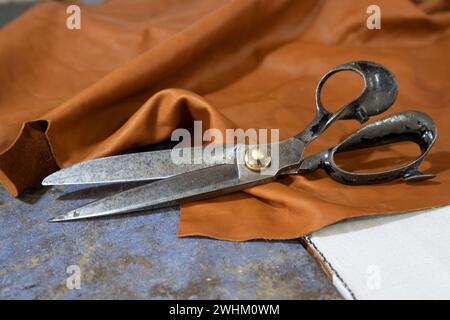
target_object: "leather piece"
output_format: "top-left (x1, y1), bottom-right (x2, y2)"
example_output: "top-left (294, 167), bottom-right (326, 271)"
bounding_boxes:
top-left (0, 0), bottom-right (449, 240)
top-left (0, 121), bottom-right (59, 196)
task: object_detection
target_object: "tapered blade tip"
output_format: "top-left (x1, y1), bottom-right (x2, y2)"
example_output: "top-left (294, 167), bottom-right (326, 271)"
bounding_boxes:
top-left (48, 210), bottom-right (82, 222)
top-left (48, 215), bottom-right (66, 222)
top-left (42, 173), bottom-right (60, 186)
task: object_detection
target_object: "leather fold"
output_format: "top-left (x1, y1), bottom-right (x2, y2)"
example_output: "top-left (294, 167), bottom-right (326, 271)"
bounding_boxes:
top-left (1, 0), bottom-right (450, 240)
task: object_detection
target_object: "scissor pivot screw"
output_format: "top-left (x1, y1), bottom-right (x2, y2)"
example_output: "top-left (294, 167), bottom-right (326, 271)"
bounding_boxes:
top-left (244, 147), bottom-right (271, 171)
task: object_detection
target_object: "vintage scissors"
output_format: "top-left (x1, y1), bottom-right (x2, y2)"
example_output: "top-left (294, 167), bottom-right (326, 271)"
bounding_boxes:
top-left (43, 61), bottom-right (437, 222)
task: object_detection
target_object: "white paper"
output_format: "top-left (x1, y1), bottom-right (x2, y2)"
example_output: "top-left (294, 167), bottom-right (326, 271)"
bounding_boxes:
top-left (307, 206), bottom-right (450, 300)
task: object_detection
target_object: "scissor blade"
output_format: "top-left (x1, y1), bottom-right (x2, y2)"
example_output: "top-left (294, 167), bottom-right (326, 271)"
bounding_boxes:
top-left (42, 146), bottom-right (235, 185)
top-left (49, 164), bottom-right (273, 222)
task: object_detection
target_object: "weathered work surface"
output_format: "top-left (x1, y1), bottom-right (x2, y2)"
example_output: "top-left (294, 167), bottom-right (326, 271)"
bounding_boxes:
top-left (0, 183), bottom-right (341, 299)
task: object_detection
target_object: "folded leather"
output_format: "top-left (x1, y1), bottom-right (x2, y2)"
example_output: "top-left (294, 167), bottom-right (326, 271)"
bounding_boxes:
top-left (0, 0), bottom-right (449, 240)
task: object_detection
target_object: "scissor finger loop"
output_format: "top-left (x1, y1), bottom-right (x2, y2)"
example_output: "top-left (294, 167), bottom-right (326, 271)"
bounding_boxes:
top-left (296, 61), bottom-right (398, 145)
top-left (296, 111), bottom-right (436, 184)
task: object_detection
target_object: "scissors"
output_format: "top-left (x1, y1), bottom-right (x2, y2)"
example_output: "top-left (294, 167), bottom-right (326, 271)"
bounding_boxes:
top-left (43, 61), bottom-right (437, 222)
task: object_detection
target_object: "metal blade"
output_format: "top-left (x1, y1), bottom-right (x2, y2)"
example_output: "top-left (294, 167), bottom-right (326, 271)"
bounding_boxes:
top-left (42, 146), bottom-right (235, 185)
top-left (49, 164), bottom-right (273, 222)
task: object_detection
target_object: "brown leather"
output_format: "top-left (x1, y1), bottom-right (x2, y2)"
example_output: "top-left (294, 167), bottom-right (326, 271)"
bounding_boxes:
top-left (1, 0), bottom-right (449, 240)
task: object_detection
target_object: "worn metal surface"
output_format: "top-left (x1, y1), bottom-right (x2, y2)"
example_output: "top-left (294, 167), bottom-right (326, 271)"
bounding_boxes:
top-left (0, 184), bottom-right (341, 299)
top-left (47, 138), bottom-right (304, 222)
top-left (295, 61), bottom-right (436, 184)
top-left (42, 145), bottom-right (237, 186)
top-left (297, 111), bottom-right (436, 184)
top-left (295, 60), bottom-right (399, 143)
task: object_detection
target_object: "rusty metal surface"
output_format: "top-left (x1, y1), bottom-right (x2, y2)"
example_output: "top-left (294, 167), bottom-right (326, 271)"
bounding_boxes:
top-left (0, 184), bottom-right (341, 299)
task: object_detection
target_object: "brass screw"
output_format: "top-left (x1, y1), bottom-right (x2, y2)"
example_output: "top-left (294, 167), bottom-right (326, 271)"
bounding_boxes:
top-left (244, 147), bottom-right (271, 171)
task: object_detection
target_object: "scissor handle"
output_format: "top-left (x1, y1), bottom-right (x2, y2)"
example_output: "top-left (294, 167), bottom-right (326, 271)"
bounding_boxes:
top-left (296, 61), bottom-right (398, 144)
top-left (297, 111), bottom-right (436, 184)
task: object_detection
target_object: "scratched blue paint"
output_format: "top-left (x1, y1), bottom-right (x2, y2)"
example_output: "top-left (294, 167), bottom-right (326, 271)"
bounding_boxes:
top-left (0, 183), bottom-right (340, 299)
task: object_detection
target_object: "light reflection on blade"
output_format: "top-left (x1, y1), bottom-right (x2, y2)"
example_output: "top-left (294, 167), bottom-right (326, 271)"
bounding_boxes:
top-left (42, 145), bottom-right (235, 186)
top-left (49, 164), bottom-right (274, 222)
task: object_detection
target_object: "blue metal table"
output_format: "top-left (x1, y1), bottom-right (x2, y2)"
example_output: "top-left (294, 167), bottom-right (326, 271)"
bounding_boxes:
top-left (0, 183), bottom-right (340, 299)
